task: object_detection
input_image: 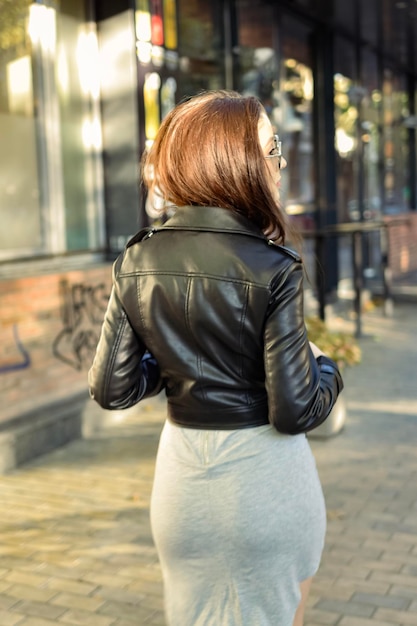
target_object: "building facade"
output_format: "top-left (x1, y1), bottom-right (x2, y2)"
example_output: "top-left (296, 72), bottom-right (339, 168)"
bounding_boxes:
top-left (1, 0), bottom-right (416, 463)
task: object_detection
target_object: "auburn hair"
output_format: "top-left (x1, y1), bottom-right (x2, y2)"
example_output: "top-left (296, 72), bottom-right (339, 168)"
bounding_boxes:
top-left (142, 90), bottom-right (290, 244)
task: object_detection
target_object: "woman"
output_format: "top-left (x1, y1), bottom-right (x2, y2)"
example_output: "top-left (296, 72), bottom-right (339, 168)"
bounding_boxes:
top-left (89, 90), bottom-right (343, 626)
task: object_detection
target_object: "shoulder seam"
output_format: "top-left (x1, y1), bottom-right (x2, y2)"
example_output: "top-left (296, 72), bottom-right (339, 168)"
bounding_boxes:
top-left (267, 241), bottom-right (302, 262)
top-left (126, 227), bottom-right (155, 248)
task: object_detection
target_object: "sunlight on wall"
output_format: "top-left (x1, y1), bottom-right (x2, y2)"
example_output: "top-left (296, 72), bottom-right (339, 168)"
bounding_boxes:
top-left (6, 56), bottom-right (33, 116)
top-left (29, 4), bottom-right (56, 53)
top-left (77, 31), bottom-right (100, 101)
top-left (82, 116), bottom-right (102, 151)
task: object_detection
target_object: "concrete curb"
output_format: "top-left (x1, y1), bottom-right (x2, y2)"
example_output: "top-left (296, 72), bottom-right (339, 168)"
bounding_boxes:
top-left (0, 393), bottom-right (87, 474)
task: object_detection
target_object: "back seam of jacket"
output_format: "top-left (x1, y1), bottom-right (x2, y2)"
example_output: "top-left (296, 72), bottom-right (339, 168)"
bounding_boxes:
top-left (239, 283), bottom-right (249, 404)
top-left (185, 276), bottom-right (206, 401)
top-left (118, 270), bottom-right (266, 288)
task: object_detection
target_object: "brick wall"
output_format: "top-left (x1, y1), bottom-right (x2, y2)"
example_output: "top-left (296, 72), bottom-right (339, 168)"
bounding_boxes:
top-left (0, 264), bottom-right (113, 424)
top-left (385, 212), bottom-right (417, 279)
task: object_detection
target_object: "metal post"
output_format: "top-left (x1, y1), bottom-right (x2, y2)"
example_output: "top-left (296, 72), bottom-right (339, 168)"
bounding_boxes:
top-left (352, 230), bottom-right (363, 337)
top-left (315, 233), bottom-right (326, 321)
top-left (380, 225), bottom-right (394, 317)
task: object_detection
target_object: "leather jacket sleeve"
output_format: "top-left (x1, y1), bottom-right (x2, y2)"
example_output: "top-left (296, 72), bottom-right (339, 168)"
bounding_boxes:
top-left (88, 257), bottom-right (164, 409)
top-left (264, 260), bottom-right (343, 434)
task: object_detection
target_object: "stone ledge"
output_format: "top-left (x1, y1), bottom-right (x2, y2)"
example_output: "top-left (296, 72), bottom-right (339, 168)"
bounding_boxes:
top-left (0, 392), bottom-right (88, 474)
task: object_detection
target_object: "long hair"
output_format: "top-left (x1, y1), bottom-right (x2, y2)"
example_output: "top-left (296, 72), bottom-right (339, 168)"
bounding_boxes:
top-left (142, 90), bottom-right (290, 244)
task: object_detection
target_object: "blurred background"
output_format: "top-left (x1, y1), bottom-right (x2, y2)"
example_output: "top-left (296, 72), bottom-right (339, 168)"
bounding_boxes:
top-left (1, 0), bottom-right (416, 468)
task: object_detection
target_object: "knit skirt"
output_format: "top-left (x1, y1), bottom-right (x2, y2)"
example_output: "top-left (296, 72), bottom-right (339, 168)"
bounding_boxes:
top-left (150, 420), bottom-right (326, 626)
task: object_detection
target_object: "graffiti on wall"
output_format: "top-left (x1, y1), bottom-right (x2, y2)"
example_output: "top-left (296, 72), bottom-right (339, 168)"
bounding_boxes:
top-left (53, 280), bottom-right (109, 371)
top-left (0, 324), bottom-right (31, 374)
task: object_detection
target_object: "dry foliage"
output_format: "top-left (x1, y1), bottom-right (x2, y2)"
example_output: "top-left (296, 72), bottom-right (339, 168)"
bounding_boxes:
top-left (305, 316), bottom-right (362, 370)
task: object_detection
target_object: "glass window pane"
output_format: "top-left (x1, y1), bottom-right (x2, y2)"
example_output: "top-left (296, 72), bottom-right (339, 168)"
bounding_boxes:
top-left (334, 0), bottom-right (357, 35)
top-left (280, 15), bottom-right (314, 213)
top-left (177, 0), bottom-right (224, 96)
top-left (236, 0), bottom-right (276, 101)
top-left (334, 37), bottom-right (358, 222)
top-left (382, 0), bottom-right (408, 67)
top-left (360, 0), bottom-right (378, 46)
top-left (0, 0), bottom-right (43, 256)
top-left (58, 0), bottom-right (104, 251)
top-left (236, 5), bottom-right (315, 216)
top-left (361, 49), bottom-right (382, 220)
top-left (57, 14), bottom-right (90, 250)
top-left (383, 68), bottom-right (409, 213)
top-left (100, 10), bottom-right (143, 252)
top-left (1, 0), bottom-right (105, 259)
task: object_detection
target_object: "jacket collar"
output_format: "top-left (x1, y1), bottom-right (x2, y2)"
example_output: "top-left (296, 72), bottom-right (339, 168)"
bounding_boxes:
top-left (156, 206), bottom-right (267, 242)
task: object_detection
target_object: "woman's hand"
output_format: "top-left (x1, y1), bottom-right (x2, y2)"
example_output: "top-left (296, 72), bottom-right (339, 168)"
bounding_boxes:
top-left (309, 340), bottom-right (325, 359)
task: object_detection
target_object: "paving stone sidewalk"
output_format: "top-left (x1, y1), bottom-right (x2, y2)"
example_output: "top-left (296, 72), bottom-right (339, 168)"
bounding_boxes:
top-left (305, 301), bottom-right (417, 626)
top-left (0, 302), bottom-right (415, 625)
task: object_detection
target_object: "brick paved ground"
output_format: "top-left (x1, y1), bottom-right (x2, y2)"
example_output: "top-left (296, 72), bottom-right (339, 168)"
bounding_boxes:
top-left (305, 302), bottom-right (417, 626)
top-left (0, 301), bottom-right (415, 625)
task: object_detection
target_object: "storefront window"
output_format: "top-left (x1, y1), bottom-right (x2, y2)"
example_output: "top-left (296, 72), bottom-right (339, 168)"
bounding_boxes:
top-left (135, 0), bottom-right (228, 144)
top-left (334, 37), bottom-right (358, 222)
top-left (360, 0), bottom-right (378, 46)
top-left (100, 9), bottom-right (143, 250)
top-left (236, 0), bottom-right (276, 103)
top-left (334, 0), bottom-right (357, 36)
top-left (382, 68), bottom-right (409, 213)
top-left (177, 0), bottom-right (224, 98)
top-left (0, 0), bottom-right (42, 256)
top-left (280, 15), bottom-right (314, 214)
top-left (136, 0), bottom-right (180, 149)
top-left (0, 0), bottom-right (104, 261)
top-left (236, 0), bottom-right (286, 201)
top-left (58, 2), bottom-right (105, 250)
top-left (236, 4), bottom-right (314, 216)
top-left (135, 0), bottom-right (232, 221)
top-left (361, 49), bottom-right (381, 220)
top-left (382, 0), bottom-right (409, 67)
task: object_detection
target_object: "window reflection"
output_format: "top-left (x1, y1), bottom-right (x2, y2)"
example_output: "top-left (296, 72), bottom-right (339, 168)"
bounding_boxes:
top-left (57, 9), bottom-right (104, 250)
top-left (236, 4), bottom-right (315, 217)
top-left (177, 0), bottom-right (224, 96)
top-left (0, 0), bottom-right (105, 258)
top-left (361, 50), bottom-right (381, 220)
top-left (28, 3), bottom-right (56, 52)
top-left (135, 0), bottom-right (179, 149)
top-left (334, 72), bottom-right (358, 221)
top-left (280, 56), bottom-right (314, 210)
top-left (334, 37), bottom-right (358, 222)
top-left (383, 68), bottom-right (409, 213)
top-left (0, 0), bottom-right (42, 255)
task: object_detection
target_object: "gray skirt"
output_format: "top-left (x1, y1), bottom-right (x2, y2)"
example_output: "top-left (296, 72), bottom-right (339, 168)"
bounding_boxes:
top-left (150, 420), bottom-right (326, 626)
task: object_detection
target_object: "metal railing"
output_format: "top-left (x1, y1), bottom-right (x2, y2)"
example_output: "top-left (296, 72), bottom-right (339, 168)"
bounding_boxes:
top-left (301, 219), bottom-right (410, 337)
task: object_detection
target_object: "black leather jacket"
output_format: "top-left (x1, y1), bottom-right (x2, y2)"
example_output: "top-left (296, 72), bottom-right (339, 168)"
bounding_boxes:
top-left (88, 206), bottom-right (343, 435)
